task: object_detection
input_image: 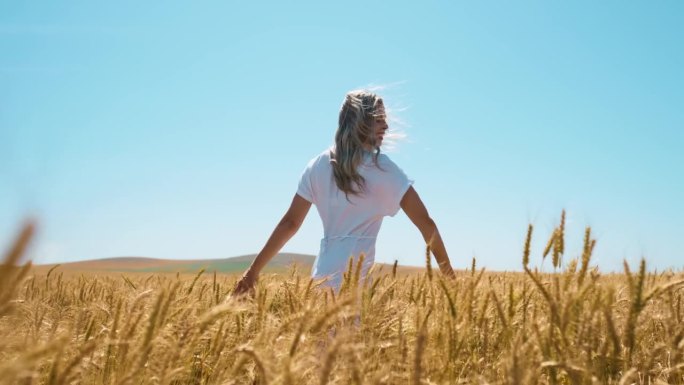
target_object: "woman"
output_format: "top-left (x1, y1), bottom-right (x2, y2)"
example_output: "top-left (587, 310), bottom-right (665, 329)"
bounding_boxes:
top-left (234, 90), bottom-right (455, 295)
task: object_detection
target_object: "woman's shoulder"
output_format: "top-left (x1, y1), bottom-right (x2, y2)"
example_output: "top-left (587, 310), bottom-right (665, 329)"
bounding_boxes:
top-left (376, 152), bottom-right (393, 162)
top-left (303, 147), bottom-right (334, 170)
top-left (316, 147), bottom-right (334, 164)
top-left (376, 153), bottom-right (412, 181)
top-left (375, 152), bottom-right (402, 168)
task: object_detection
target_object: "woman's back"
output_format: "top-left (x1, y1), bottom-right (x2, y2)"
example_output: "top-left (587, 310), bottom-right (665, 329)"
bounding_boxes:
top-left (297, 148), bottom-right (413, 287)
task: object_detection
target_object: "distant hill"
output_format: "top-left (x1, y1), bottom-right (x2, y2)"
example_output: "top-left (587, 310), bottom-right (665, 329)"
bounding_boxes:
top-left (32, 253), bottom-right (425, 275)
top-left (34, 253), bottom-right (315, 274)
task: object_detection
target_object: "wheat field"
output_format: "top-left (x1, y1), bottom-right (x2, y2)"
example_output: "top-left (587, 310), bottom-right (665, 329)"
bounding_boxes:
top-left (2, 216), bottom-right (684, 384)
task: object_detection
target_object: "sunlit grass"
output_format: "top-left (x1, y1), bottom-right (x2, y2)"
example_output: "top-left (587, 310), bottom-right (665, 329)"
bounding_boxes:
top-left (1, 217), bottom-right (684, 384)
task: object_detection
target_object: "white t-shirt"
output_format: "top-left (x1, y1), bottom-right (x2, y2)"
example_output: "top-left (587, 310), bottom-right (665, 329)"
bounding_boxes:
top-left (296, 147), bottom-right (414, 289)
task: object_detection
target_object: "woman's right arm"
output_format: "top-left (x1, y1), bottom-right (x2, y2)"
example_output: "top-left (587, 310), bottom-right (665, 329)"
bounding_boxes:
top-left (233, 194), bottom-right (311, 296)
top-left (400, 186), bottom-right (455, 278)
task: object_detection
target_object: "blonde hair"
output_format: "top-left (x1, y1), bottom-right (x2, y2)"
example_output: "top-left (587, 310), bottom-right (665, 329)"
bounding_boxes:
top-left (330, 90), bottom-right (385, 198)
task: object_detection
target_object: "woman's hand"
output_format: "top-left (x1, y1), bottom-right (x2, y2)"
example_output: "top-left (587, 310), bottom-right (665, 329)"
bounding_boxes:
top-left (440, 263), bottom-right (456, 279)
top-left (233, 271), bottom-right (257, 297)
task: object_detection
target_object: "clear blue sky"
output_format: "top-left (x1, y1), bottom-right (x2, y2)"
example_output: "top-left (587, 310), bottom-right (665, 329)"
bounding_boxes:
top-left (2, 1), bottom-right (682, 272)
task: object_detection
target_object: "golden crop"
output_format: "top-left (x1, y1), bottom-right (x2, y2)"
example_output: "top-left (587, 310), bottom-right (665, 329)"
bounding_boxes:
top-left (1, 217), bottom-right (684, 384)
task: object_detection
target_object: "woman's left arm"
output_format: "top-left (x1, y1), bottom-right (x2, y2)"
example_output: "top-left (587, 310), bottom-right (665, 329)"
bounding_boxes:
top-left (233, 194), bottom-right (312, 295)
top-left (400, 186), bottom-right (455, 278)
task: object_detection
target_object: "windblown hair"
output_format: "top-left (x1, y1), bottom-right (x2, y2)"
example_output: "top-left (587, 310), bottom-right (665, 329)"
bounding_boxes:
top-left (330, 90), bottom-right (384, 197)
